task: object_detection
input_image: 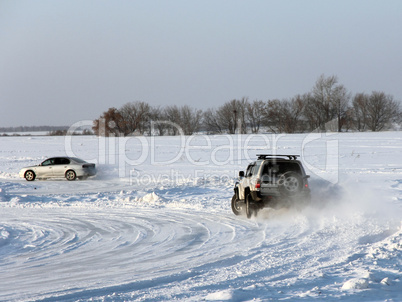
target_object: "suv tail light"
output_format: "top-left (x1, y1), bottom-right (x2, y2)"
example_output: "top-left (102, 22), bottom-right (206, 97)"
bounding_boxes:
top-left (255, 180), bottom-right (261, 189)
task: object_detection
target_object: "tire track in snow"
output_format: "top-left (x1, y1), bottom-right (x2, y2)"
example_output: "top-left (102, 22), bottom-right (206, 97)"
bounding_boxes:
top-left (0, 207), bottom-right (264, 301)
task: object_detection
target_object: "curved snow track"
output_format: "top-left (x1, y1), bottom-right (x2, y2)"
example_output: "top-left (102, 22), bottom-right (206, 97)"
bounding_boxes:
top-left (0, 203), bottom-right (266, 301)
top-left (1, 188), bottom-right (400, 302)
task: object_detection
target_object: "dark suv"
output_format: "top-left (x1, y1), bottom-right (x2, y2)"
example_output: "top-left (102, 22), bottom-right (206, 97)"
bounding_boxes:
top-left (232, 154), bottom-right (311, 218)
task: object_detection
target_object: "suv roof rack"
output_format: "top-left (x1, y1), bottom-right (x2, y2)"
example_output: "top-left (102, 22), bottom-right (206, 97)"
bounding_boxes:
top-left (257, 154), bottom-right (300, 160)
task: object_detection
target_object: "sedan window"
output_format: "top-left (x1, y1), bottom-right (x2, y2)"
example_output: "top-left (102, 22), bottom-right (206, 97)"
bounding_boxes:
top-left (41, 159), bottom-right (55, 166)
top-left (61, 158), bottom-right (70, 164)
top-left (55, 158), bottom-right (70, 165)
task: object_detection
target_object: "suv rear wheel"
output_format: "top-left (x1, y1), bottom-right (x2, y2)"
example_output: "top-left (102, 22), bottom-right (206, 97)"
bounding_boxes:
top-left (278, 172), bottom-right (303, 196)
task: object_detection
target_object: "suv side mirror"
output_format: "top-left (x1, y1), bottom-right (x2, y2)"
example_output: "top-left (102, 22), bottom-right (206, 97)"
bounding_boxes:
top-left (239, 171), bottom-right (244, 177)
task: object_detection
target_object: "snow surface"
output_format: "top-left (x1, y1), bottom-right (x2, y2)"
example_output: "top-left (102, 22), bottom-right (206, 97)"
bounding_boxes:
top-left (0, 132), bottom-right (401, 301)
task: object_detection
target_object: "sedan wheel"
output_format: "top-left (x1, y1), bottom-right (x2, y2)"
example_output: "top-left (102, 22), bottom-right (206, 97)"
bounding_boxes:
top-left (65, 170), bottom-right (76, 181)
top-left (25, 170), bottom-right (36, 181)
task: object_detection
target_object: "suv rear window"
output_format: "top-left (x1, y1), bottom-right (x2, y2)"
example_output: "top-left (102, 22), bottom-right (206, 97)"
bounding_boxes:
top-left (262, 161), bottom-right (301, 175)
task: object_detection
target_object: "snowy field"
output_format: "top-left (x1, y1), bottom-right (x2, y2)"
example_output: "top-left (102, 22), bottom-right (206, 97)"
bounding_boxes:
top-left (0, 132), bottom-right (401, 301)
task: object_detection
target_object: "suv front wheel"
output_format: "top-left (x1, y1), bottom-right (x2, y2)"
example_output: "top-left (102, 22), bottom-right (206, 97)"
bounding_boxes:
top-left (246, 193), bottom-right (255, 218)
top-left (231, 195), bottom-right (244, 216)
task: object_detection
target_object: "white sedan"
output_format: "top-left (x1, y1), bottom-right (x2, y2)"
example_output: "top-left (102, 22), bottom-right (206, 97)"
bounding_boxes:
top-left (19, 157), bottom-right (96, 181)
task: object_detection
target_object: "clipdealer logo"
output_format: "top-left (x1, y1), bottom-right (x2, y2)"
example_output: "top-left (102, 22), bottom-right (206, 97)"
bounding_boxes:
top-left (65, 119), bottom-right (339, 184)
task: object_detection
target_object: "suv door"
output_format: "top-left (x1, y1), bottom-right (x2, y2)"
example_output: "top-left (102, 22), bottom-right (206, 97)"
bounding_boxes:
top-left (238, 162), bottom-right (256, 199)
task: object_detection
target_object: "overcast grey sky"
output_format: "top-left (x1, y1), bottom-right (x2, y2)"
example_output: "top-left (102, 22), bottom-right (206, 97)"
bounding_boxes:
top-left (1, 0), bottom-right (401, 127)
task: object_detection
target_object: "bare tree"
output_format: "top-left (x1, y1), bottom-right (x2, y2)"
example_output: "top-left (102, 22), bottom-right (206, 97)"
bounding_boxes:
top-left (264, 96), bottom-right (306, 133)
top-left (164, 105), bottom-right (202, 135)
top-left (351, 91), bottom-right (401, 131)
top-left (332, 85), bottom-right (351, 132)
top-left (218, 101), bottom-right (236, 134)
top-left (366, 91), bottom-right (400, 131)
top-left (288, 95), bottom-right (307, 133)
top-left (311, 75), bottom-right (336, 129)
top-left (164, 105), bottom-right (182, 135)
top-left (236, 97), bottom-right (249, 134)
top-left (214, 99), bottom-right (248, 134)
top-left (246, 100), bottom-right (265, 133)
top-left (119, 101), bottom-right (151, 135)
top-left (180, 105), bottom-right (203, 135)
top-left (149, 106), bottom-right (167, 136)
top-left (264, 99), bottom-right (282, 133)
top-left (308, 74), bottom-right (350, 131)
top-left (352, 93), bottom-right (369, 131)
top-left (203, 108), bottom-right (223, 134)
top-left (303, 93), bottom-right (322, 131)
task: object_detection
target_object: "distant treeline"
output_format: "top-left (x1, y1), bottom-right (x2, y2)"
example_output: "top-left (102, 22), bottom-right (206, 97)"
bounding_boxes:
top-left (93, 74), bottom-right (402, 136)
top-left (47, 129), bottom-right (93, 136)
top-left (0, 125), bottom-right (68, 133)
top-left (0, 126), bottom-right (94, 136)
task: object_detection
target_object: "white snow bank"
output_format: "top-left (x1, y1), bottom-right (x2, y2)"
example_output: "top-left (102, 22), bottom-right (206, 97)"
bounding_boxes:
top-left (205, 289), bottom-right (233, 300)
top-left (0, 227), bottom-right (10, 249)
top-left (140, 192), bottom-right (160, 202)
top-left (0, 188), bottom-right (6, 202)
top-left (381, 277), bottom-right (391, 286)
top-left (0, 228), bottom-right (9, 240)
top-left (341, 278), bottom-right (369, 290)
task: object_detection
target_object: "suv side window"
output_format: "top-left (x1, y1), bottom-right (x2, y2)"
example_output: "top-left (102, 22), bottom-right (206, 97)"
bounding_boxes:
top-left (245, 162), bottom-right (261, 177)
top-left (252, 162), bottom-right (262, 176)
top-left (245, 164), bottom-right (254, 177)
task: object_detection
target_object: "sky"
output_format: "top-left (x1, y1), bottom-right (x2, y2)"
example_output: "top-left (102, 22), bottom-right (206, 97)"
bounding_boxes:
top-left (1, 0), bottom-right (402, 127)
